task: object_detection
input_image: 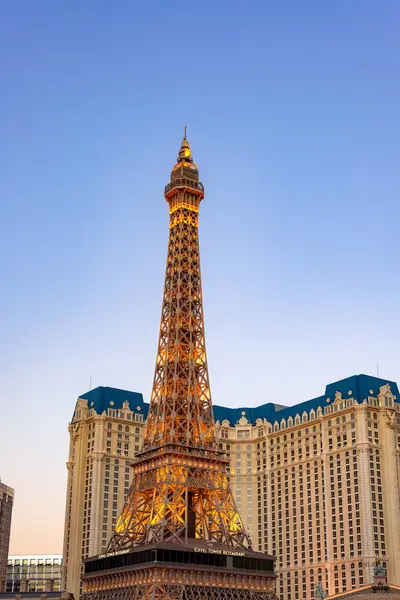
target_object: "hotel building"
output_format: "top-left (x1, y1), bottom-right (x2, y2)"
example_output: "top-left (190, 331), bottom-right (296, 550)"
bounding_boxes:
top-left (63, 373), bottom-right (400, 599)
top-left (0, 480), bottom-right (14, 592)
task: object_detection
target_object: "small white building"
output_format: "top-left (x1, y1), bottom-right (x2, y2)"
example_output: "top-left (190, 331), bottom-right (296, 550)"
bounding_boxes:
top-left (6, 555), bottom-right (63, 593)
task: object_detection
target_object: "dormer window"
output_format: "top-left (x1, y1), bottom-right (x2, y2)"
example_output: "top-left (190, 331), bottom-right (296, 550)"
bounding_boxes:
top-left (385, 396), bottom-right (393, 407)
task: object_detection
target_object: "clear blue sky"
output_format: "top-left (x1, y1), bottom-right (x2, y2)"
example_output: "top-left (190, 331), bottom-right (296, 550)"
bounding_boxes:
top-left (1, 0), bottom-right (399, 553)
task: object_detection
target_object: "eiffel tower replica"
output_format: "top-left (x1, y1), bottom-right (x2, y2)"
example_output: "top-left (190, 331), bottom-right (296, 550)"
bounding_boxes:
top-left (82, 133), bottom-right (278, 600)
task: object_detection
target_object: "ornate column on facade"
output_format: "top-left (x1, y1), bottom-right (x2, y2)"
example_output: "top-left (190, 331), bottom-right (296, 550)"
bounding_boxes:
top-left (62, 424), bottom-right (75, 591)
top-left (320, 411), bottom-right (334, 593)
top-left (65, 416), bottom-right (87, 600)
top-left (265, 423), bottom-right (273, 558)
top-left (378, 385), bottom-right (400, 585)
top-left (355, 402), bottom-right (374, 584)
top-left (89, 415), bottom-right (106, 556)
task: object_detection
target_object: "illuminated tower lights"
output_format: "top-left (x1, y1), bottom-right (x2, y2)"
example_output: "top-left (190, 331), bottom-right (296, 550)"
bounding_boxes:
top-left (81, 135), bottom-right (278, 600)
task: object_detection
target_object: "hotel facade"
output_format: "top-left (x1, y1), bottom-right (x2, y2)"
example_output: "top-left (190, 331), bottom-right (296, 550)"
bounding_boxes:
top-left (0, 480), bottom-right (14, 593)
top-left (63, 373), bottom-right (400, 600)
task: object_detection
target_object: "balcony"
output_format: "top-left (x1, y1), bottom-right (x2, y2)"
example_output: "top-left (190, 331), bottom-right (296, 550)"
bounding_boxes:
top-left (164, 179), bottom-right (204, 196)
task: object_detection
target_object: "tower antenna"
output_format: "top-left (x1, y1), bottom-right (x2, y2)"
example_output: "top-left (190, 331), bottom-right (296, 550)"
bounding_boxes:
top-left (184, 124), bottom-right (187, 139)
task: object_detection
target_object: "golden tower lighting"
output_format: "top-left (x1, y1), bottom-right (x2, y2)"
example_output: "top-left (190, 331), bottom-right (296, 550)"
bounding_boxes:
top-left (81, 134), bottom-right (278, 600)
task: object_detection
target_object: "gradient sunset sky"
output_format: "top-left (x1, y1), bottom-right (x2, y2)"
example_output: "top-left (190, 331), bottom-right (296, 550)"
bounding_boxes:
top-left (1, 1), bottom-right (399, 554)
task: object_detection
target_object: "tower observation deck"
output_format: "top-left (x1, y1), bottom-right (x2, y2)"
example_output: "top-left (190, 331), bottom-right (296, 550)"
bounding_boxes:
top-left (81, 135), bottom-right (278, 600)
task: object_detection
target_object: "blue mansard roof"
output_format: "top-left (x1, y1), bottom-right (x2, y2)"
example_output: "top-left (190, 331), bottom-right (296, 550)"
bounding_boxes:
top-left (79, 387), bottom-right (147, 417)
top-left (74, 374), bottom-right (399, 426)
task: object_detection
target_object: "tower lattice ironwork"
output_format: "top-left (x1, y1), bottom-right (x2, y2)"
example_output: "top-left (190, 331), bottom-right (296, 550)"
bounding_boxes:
top-left (82, 135), bottom-right (278, 600)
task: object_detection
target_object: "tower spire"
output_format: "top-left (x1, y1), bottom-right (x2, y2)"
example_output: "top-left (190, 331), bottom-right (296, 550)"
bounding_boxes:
top-left (177, 133), bottom-right (193, 163)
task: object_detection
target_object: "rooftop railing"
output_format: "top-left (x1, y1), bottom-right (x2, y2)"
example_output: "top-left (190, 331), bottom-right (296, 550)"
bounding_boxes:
top-left (165, 179), bottom-right (204, 195)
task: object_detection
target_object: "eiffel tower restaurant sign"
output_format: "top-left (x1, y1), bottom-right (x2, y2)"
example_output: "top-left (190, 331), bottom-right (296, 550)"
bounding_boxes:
top-left (99, 547), bottom-right (246, 559)
top-left (193, 548), bottom-right (246, 557)
top-left (81, 134), bottom-right (278, 600)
